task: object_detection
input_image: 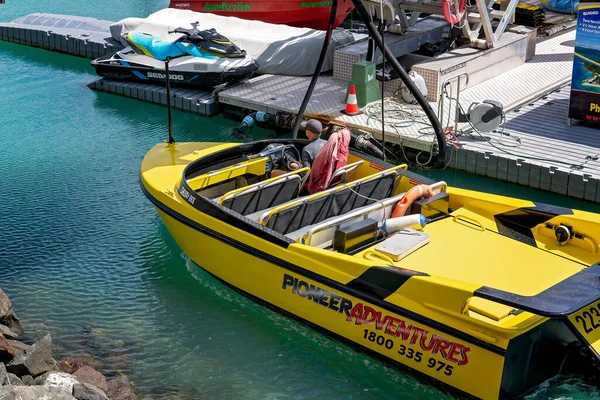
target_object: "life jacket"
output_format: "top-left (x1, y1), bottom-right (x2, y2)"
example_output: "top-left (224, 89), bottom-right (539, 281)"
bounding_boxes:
top-left (306, 128), bottom-right (351, 194)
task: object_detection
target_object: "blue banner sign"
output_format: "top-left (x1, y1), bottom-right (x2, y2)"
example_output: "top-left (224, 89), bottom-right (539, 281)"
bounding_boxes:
top-left (569, 0), bottom-right (600, 124)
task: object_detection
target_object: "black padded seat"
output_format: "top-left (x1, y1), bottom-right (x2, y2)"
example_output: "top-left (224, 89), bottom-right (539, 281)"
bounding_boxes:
top-left (219, 169), bottom-right (308, 216)
top-left (265, 172), bottom-right (396, 234)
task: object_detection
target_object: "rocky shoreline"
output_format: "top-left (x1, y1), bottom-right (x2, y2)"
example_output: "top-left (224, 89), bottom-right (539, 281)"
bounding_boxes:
top-left (0, 289), bottom-right (140, 400)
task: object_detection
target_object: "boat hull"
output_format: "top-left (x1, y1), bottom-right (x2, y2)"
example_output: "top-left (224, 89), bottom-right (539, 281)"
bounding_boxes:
top-left (140, 142), bottom-right (600, 399)
top-left (169, 0), bottom-right (355, 30)
top-left (143, 187), bottom-right (506, 399)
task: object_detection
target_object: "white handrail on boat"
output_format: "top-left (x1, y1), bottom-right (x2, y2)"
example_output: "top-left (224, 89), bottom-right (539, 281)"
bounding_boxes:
top-left (299, 181), bottom-right (447, 247)
top-left (300, 193), bottom-right (406, 247)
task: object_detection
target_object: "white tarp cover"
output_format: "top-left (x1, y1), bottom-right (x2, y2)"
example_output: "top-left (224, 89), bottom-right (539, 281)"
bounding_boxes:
top-left (110, 8), bottom-right (355, 76)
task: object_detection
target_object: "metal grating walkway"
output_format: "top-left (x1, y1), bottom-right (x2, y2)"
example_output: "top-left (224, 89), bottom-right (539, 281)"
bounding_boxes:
top-left (217, 74), bottom-right (438, 151)
top-left (217, 74), bottom-right (347, 119)
top-left (451, 29), bottom-right (575, 112)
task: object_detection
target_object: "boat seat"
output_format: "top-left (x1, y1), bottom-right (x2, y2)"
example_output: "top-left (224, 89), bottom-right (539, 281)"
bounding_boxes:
top-left (188, 157), bottom-right (268, 192)
top-left (288, 180), bottom-right (448, 247)
top-left (217, 168), bottom-right (310, 216)
top-left (245, 188), bottom-right (330, 223)
top-left (293, 193), bottom-right (406, 247)
top-left (261, 164), bottom-right (407, 235)
top-left (327, 160), bottom-right (363, 189)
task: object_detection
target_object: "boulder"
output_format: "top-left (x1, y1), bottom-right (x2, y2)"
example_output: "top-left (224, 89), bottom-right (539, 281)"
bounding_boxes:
top-left (107, 376), bottom-right (137, 400)
top-left (0, 364), bottom-right (9, 387)
top-left (0, 385), bottom-right (77, 399)
top-left (0, 335), bottom-right (15, 364)
top-left (72, 367), bottom-right (107, 394)
top-left (0, 312), bottom-right (23, 338)
top-left (6, 341), bottom-right (29, 358)
top-left (0, 326), bottom-right (18, 340)
top-left (34, 372), bottom-right (80, 394)
top-left (72, 383), bottom-right (109, 400)
top-left (0, 290), bottom-right (11, 318)
top-left (7, 335), bottom-right (57, 377)
top-left (58, 356), bottom-right (97, 375)
top-left (20, 376), bottom-right (32, 386)
top-left (7, 374), bottom-right (23, 386)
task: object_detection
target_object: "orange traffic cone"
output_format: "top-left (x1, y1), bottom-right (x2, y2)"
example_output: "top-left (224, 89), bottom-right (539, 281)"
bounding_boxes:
top-left (342, 84), bottom-right (361, 116)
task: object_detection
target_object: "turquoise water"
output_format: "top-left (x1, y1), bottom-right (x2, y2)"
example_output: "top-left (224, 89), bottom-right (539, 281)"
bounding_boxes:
top-left (2, 1), bottom-right (600, 399)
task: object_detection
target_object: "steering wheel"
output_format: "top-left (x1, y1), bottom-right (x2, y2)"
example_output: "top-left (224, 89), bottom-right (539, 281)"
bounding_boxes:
top-left (282, 145), bottom-right (301, 170)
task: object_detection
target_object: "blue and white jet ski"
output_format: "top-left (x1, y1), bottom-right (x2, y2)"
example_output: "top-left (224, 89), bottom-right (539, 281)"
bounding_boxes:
top-left (91, 23), bottom-right (259, 88)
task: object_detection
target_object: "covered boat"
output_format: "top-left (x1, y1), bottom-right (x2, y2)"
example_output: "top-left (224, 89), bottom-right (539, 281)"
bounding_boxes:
top-left (140, 138), bottom-right (600, 399)
top-left (169, 0), bottom-right (355, 30)
top-left (110, 9), bottom-right (356, 76)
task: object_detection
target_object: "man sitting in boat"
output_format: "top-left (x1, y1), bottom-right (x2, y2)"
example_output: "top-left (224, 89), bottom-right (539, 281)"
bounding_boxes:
top-left (271, 119), bottom-right (326, 177)
top-left (299, 119), bottom-right (327, 168)
top-left (272, 122), bottom-right (351, 194)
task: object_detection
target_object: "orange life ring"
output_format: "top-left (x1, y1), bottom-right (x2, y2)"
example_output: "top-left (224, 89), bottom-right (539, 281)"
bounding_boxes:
top-left (391, 184), bottom-right (434, 218)
top-left (443, 0), bottom-right (466, 25)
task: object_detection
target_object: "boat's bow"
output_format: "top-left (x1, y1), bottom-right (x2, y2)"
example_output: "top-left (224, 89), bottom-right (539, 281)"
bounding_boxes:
top-left (141, 142), bottom-right (237, 209)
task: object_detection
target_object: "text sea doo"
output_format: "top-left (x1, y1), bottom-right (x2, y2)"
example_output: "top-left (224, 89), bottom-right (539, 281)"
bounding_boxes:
top-left (92, 24), bottom-right (258, 88)
top-left (141, 138), bottom-right (600, 399)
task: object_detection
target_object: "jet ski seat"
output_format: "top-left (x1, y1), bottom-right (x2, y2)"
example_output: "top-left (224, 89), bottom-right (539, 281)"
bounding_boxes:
top-left (217, 168), bottom-right (310, 216)
top-left (255, 164), bottom-right (407, 235)
top-left (126, 32), bottom-right (185, 61)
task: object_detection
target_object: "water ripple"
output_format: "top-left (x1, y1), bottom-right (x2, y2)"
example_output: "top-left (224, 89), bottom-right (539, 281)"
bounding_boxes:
top-left (2, 4), bottom-right (600, 399)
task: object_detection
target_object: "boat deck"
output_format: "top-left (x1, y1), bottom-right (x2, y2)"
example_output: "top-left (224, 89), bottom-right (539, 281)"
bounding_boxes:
top-left (369, 210), bottom-right (583, 296)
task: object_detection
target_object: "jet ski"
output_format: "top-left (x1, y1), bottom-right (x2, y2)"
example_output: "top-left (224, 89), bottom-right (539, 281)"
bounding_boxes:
top-left (91, 23), bottom-right (259, 88)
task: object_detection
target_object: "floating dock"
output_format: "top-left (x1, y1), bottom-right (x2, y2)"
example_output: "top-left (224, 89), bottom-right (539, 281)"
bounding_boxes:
top-left (452, 84), bottom-right (600, 202)
top-left (1, 13), bottom-right (598, 203)
top-left (0, 13), bottom-right (122, 59)
top-left (218, 30), bottom-right (573, 145)
top-left (88, 79), bottom-right (219, 117)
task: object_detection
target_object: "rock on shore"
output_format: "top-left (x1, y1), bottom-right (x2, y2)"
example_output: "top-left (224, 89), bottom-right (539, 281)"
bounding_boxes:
top-left (0, 288), bottom-right (143, 400)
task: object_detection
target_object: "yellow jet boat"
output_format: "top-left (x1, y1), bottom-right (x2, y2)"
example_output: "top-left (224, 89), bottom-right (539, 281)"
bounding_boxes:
top-left (140, 139), bottom-right (600, 399)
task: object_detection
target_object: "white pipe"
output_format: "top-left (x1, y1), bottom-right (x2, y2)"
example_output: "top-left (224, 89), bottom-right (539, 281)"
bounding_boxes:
top-left (382, 214), bottom-right (429, 234)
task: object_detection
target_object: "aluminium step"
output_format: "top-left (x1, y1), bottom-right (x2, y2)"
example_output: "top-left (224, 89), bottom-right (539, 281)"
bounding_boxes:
top-left (333, 17), bottom-right (448, 82)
